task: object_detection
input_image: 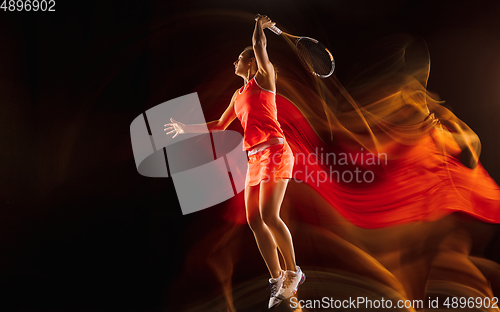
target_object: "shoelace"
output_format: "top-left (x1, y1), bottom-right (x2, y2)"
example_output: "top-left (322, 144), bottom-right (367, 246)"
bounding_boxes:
top-left (269, 281), bottom-right (279, 297)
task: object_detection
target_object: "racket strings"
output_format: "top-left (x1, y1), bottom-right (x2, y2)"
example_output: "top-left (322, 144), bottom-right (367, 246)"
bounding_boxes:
top-left (296, 38), bottom-right (334, 77)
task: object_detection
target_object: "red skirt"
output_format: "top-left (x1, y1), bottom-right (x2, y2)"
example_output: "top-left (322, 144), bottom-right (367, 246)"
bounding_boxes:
top-left (245, 141), bottom-right (295, 187)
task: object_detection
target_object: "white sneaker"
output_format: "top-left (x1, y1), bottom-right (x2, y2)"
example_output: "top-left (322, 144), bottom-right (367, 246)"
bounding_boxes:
top-left (268, 271), bottom-right (285, 309)
top-left (276, 266), bottom-right (305, 300)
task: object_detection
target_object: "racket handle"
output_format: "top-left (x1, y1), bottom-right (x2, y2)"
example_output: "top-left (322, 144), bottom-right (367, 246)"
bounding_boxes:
top-left (267, 25), bottom-right (282, 36)
top-left (256, 14), bottom-right (282, 36)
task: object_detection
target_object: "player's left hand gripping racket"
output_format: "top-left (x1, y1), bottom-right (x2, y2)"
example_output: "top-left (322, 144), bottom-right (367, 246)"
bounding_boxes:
top-left (256, 14), bottom-right (335, 78)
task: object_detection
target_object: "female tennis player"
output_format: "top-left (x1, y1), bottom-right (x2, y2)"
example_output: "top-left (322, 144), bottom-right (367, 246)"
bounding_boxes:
top-left (164, 15), bottom-right (304, 309)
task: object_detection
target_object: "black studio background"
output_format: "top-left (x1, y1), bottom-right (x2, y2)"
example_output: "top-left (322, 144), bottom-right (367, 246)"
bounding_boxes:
top-left (1, 1), bottom-right (500, 311)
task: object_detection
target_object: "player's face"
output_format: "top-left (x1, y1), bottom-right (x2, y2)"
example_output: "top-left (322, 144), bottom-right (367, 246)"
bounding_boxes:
top-left (233, 51), bottom-right (254, 77)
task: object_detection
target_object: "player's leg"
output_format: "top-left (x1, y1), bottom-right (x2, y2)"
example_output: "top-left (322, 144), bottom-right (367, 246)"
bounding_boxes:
top-left (245, 183), bottom-right (282, 277)
top-left (260, 178), bottom-right (305, 300)
top-left (245, 183), bottom-right (285, 308)
top-left (259, 178), bottom-right (296, 271)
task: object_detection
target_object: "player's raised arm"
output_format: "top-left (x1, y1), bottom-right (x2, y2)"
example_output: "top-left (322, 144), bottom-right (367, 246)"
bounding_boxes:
top-left (252, 15), bottom-right (275, 79)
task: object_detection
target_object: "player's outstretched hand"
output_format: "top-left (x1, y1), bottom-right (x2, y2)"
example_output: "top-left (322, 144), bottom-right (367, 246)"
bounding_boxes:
top-left (164, 118), bottom-right (185, 139)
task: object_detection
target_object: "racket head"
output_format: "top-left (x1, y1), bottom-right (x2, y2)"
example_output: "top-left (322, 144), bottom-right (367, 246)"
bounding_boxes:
top-left (295, 37), bottom-right (335, 78)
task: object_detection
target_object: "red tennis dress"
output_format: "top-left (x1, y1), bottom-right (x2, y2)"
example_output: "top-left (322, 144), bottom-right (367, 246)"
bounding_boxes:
top-left (234, 76), bottom-right (294, 187)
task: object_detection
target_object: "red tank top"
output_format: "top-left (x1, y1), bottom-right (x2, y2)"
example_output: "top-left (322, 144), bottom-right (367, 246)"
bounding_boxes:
top-left (234, 76), bottom-right (286, 151)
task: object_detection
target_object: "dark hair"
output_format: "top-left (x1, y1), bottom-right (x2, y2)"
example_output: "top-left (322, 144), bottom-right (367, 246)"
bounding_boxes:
top-left (243, 46), bottom-right (278, 80)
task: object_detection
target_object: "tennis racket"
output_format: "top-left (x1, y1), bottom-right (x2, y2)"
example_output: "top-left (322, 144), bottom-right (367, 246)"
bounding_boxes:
top-left (257, 14), bottom-right (335, 78)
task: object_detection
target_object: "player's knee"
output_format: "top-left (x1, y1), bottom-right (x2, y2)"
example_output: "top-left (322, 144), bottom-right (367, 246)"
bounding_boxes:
top-left (260, 209), bottom-right (280, 228)
top-left (246, 213), bottom-right (264, 232)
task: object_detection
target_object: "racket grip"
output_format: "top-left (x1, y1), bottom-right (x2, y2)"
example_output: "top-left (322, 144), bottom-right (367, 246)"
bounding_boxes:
top-left (267, 25), bottom-right (282, 36)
